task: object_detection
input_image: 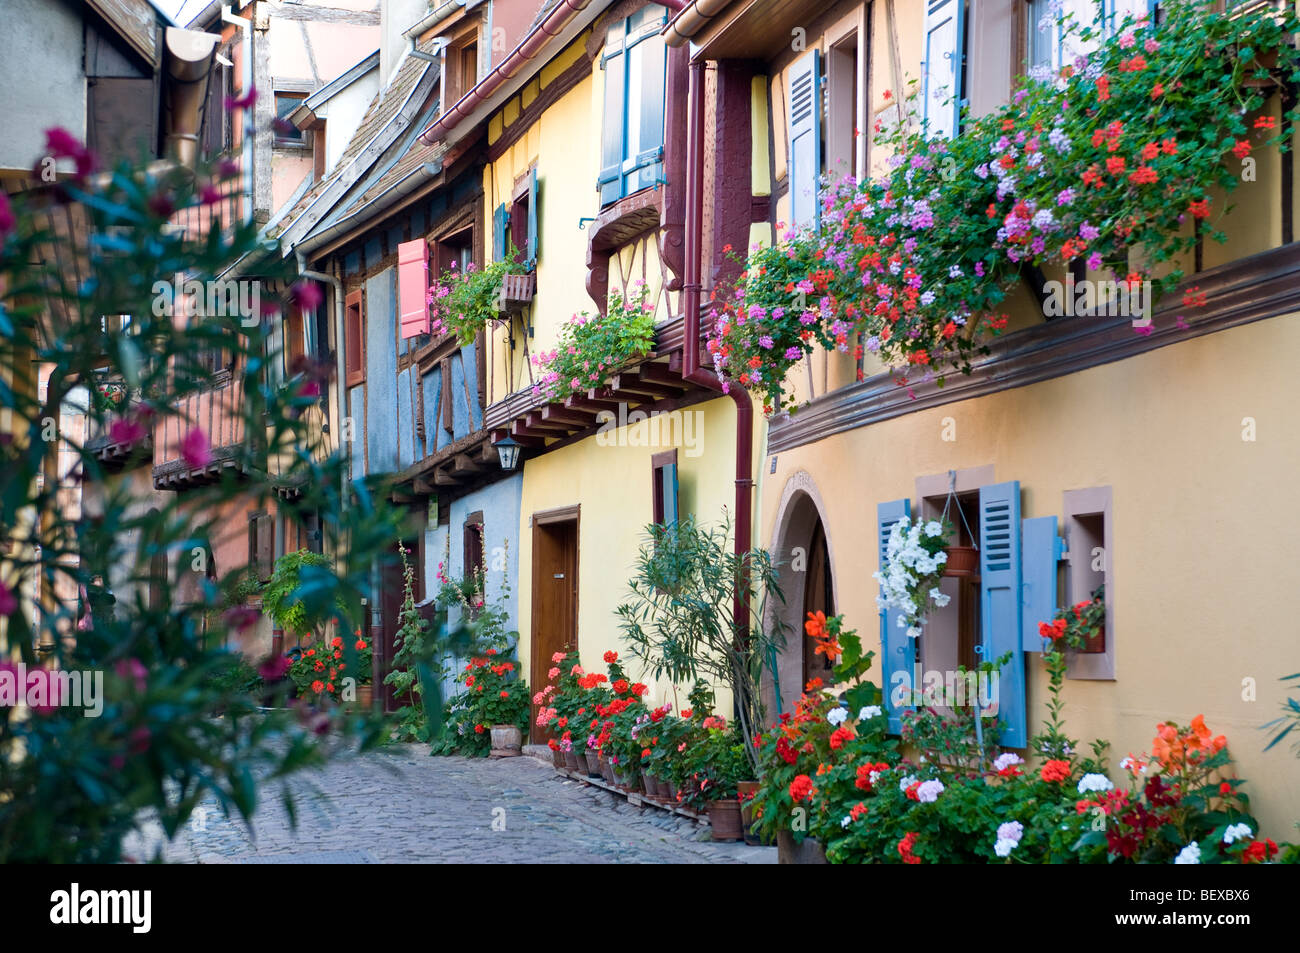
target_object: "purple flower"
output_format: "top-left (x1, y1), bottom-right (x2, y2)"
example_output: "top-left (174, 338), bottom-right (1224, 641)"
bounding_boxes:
top-left (1086, 252), bottom-right (1102, 271)
top-left (1079, 222), bottom-right (1100, 241)
top-left (783, 346), bottom-right (802, 360)
top-left (758, 335), bottom-right (774, 349)
top-left (1056, 188), bottom-right (1076, 207)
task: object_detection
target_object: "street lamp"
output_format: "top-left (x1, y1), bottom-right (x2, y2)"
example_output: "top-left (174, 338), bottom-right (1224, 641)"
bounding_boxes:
top-left (495, 435), bottom-right (521, 471)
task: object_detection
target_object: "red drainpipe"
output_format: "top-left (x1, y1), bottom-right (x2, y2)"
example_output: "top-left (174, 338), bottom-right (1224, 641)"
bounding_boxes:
top-left (680, 58), bottom-right (754, 648)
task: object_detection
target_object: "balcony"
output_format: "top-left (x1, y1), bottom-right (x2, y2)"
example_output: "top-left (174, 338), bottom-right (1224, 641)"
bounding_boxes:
top-left (152, 372), bottom-right (247, 489)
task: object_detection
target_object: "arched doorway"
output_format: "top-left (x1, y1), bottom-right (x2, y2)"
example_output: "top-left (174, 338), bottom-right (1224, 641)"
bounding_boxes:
top-left (766, 474), bottom-right (838, 716)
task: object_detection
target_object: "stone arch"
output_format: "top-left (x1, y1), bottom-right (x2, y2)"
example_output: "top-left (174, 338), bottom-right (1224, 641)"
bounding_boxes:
top-left (764, 470), bottom-right (840, 716)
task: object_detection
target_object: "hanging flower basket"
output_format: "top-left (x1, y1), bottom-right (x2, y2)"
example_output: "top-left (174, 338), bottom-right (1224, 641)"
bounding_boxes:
top-left (942, 545), bottom-right (978, 578)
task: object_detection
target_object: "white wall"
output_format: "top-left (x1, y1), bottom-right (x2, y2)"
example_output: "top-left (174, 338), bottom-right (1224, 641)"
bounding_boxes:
top-left (0, 0), bottom-right (88, 173)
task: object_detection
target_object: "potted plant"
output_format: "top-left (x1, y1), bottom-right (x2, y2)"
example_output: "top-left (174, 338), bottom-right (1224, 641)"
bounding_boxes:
top-left (530, 282), bottom-right (656, 403)
top-left (427, 253), bottom-right (529, 346)
top-left (684, 720), bottom-right (750, 841)
top-left (873, 517), bottom-right (953, 640)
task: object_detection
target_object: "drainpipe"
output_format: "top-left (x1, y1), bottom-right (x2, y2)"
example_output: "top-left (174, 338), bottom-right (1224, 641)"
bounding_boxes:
top-left (221, 4), bottom-right (253, 226)
top-left (294, 250), bottom-right (348, 507)
top-left (680, 58), bottom-right (754, 651)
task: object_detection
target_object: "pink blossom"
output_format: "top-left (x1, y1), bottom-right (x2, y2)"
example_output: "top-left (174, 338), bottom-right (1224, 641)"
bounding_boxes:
top-left (225, 86), bottom-right (257, 110)
top-left (0, 581), bottom-right (16, 616)
top-left (0, 192), bottom-right (14, 239)
top-left (114, 658), bottom-right (148, 694)
top-left (290, 280), bottom-right (323, 312)
top-left (180, 428), bottom-right (213, 468)
top-left (258, 654), bottom-right (289, 679)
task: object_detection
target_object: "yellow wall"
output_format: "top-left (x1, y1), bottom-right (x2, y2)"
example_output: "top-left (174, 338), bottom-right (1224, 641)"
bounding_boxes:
top-left (516, 393), bottom-right (768, 718)
top-left (760, 314), bottom-right (1300, 838)
top-left (483, 34), bottom-right (602, 404)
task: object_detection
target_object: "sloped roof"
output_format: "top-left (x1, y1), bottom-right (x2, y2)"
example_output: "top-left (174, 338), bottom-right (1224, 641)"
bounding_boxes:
top-left (270, 38), bottom-right (442, 248)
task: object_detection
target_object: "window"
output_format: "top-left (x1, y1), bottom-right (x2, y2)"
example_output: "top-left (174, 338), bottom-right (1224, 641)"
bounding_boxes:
top-left (597, 4), bottom-right (668, 207)
top-left (444, 31), bottom-right (482, 108)
top-left (274, 93), bottom-right (306, 145)
top-left (493, 168), bottom-right (539, 266)
top-left (460, 42), bottom-right (478, 99)
top-left (823, 34), bottom-right (860, 181)
top-left (921, 0), bottom-right (967, 140)
top-left (787, 49), bottom-right (821, 231)
top-left (202, 60), bottom-right (231, 158)
top-left (344, 289), bottom-right (366, 387)
top-left (463, 511), bottom-right (485, 606)
top-left (651, 449), bottom-right (678, 526)
top-left (879, 474), bottom-right (1065, 748)
top-left (398, 239), bottom-right (430, 340)
top-left (1063, 486), bottom-right (1114, 679)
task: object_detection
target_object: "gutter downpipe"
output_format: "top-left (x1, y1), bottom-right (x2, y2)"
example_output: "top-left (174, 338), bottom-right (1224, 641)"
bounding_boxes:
top-left (680, 57), bottom-right (754, 653)
top-left (294, 250), bottom-right (349, 509)
top-left (221, 4), bottom-right (253, 226)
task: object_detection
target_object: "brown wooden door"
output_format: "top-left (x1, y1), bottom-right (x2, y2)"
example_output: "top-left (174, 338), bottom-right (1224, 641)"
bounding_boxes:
top-left (531, 514), bottom-right (579, 742)
top-left (802, 518), bottom-right (835, 688)
top-left (377, 541), bottom-right (411, 714)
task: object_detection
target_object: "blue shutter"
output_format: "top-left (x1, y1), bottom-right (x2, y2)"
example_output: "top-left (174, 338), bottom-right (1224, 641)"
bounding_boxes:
top-left (877, 497), bottom-right (912, 734)
top-left (1021, 515), bottom-right (1065, 652)
top-left (598, 18), bottom-right (627, 207)
top-left (492, 203), bottom-right (508, 262)
top-left (526, 167), bottom-right (539, 269)
top-left (788, 49), bottom-right (820, 233)
top-left (662, 463), bottom-right (678, 526)
top-left (922, 0), bottom-right (965, 139)
top-left (979, 481), bottom-right (1027, 748)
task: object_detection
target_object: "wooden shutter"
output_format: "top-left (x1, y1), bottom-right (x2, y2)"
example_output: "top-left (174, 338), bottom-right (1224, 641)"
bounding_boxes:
top-left (877, 497), bottom-right (912, 734)
top-left (525, 167), bottom-right (540, 269)
top-left (344, 289), bottom-right (365, 386)
top-left (250, 511), bottom-right (274, 581)
top-left (979, 481), bottom-right (1027, 748)
top-left (788, 49), bottom-right (821, 232)
top-left (397, 239), bottom-right (430, 339)
top-left (1021, 515), bottom-right (1065, 652)
top-left (598, 17), bottom-right (628, 207)
top-left (492, 203), bottom-right (509, 262)
top-left (626, 11), bottom-right (667, 195)
top-left (922, 0), bottom-right (965, 140)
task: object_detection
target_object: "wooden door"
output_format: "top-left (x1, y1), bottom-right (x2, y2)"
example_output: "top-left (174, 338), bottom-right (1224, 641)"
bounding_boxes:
top-left (531, 511), bottom-right (579, 742)
top-left (801, 518), bottom-right (835, 688)
top-left (377, 541), bottom-right (411, 714)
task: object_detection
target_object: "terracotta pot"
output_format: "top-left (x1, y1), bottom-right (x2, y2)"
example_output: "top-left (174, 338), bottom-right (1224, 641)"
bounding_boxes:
top-left (776, 830), bottom-right (829, 864)
top-left (489, 724), bottom-right (522, 758)
top-left (737, 780), bottom-right (759, 826)
top-left (347, 683), bottom-right (374, 712)
top-left (585, 750), bottom-right (602, 777)
top-left (942, 545), bottom-right (978, 577)
top-left (707, 799), bottom-right (744, 842)
top-left (551, 747), bottom-right (566, 770)
top-left (563, 748), bottom-right (581, 772)
top-left (1080, 625), bottom-right (1106, 655)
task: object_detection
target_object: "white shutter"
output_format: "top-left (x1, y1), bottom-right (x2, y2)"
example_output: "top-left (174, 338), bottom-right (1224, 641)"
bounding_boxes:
top-left (787, 49), bottom-right (820, 232)
top-left (922, 0), bottom-right (965, 140)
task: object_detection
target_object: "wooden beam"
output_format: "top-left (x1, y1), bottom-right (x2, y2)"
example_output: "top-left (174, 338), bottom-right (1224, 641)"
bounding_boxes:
top-left (540, 404), bottom-right (597, 428)
top-left (433, 468), bottom-right (459, 487)
top-left (565, 392), bottom-right (622, 414)
top-left (509, 420), bottom-right (550, 443)
top-left (523, 411), bottom-right (574, 434)
top-left (452, 453), bottom-right (483, 476)
top-left (638, 362), bottom-right (690, 390)
top-left (413, 476), bottom-right (435, 496)
top-left (610, 369), bottom-right (679, 399)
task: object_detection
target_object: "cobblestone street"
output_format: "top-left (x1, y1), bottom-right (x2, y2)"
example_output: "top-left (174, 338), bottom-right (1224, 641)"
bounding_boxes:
top-left (126, 746), bottom-right (775, 864)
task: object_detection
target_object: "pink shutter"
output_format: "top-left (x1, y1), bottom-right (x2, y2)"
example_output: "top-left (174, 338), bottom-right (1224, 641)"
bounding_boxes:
top-left (398, 239), bottom-right (429, 339)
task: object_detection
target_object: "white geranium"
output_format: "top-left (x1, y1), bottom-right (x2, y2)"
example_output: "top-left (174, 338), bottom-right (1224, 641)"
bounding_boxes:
top-left (858, 705), bottom-right (883, 721)
top-left (873, 517), bottom-right (953, 639)
top-left (993, 752), bottom-right (1023, 772)
top-left (1077, 773), bottom-right (1114, 795)
top-left (1223, 823), bottom-right (1253, 845)
top-left (993, 821), bottom-right (1023, 858)
top-left (827, 707), bottom-right (848, 726)
top-left (898, 774), bottom-right (918, 793)
top-left (1174, 842), bottom-right (1201, 865)
top-left (994, 838), bottom-right (1018, 857)
top-left (916, 780), bottom-right (945, 803)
